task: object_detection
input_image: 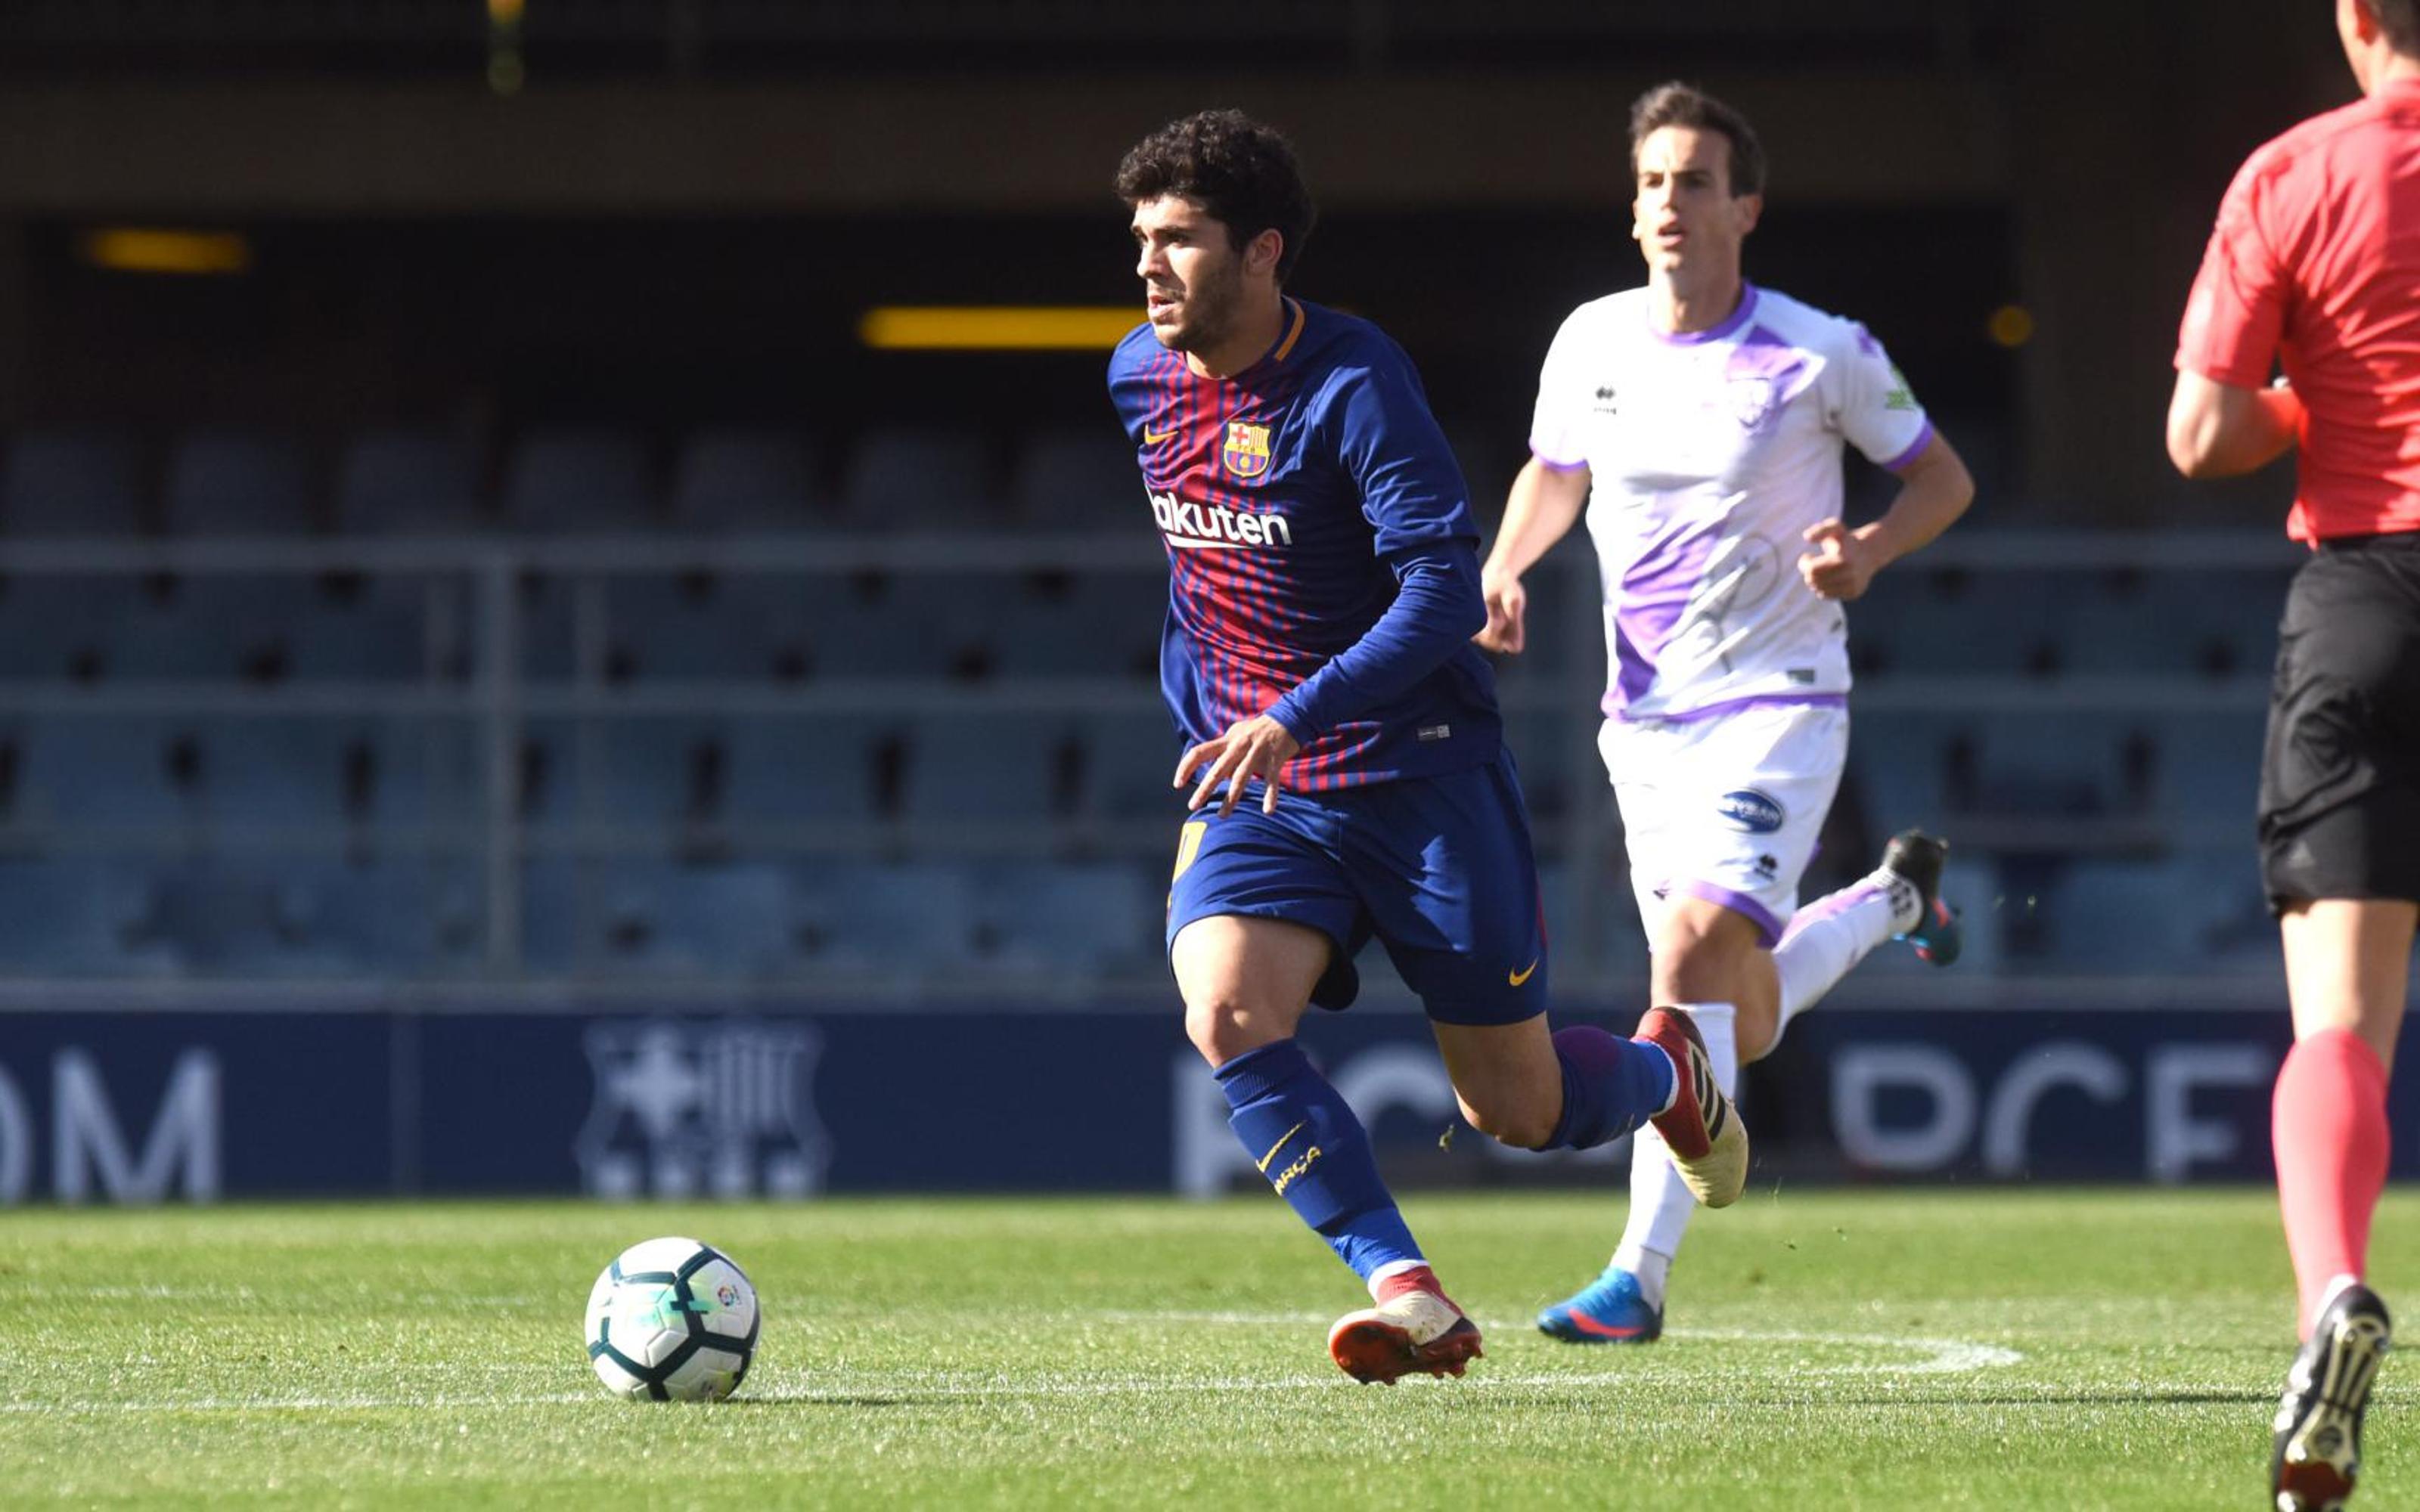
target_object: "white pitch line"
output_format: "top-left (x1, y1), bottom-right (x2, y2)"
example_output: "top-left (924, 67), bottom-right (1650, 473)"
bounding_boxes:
top-left (0, 1309), bottom-right (2022, 1418)
top-left (0, 1392), bottom-right (597, 1416)
top-left (1097, 1312), bottom-right (2023, 1375)
top-left (0, 1328), bottom-right (2019, 1417)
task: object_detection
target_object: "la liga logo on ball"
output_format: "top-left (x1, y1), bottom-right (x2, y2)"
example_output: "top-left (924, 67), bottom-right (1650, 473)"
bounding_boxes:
top-left (584, 1237), bottom-right (760, 1402)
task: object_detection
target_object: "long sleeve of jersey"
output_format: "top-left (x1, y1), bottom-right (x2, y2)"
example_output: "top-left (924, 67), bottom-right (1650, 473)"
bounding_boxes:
top-left (1268, 543), bottom-right (1486, 745)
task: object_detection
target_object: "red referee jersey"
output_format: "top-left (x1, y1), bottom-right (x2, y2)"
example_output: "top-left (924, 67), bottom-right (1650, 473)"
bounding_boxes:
top-left (2176, 76), bottom-right (2420, 543)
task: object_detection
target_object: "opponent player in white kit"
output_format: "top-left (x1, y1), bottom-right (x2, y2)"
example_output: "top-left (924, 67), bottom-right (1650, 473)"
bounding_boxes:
top-left (1477, 82), bottom-right (1977, 1342)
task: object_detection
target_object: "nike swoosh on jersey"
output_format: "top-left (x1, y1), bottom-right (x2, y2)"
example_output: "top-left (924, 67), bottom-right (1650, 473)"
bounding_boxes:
top-left (1143, 427), bottom-right (1177, 445)
top-left (1508, 959), bottom-right (1539, 987)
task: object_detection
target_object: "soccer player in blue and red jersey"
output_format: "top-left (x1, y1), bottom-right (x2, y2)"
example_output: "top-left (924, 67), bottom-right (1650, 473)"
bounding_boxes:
top-left (1107, 108), bottom-right (1746, 1384)
top-left (2170, 3), bottom-right (2420, 1503)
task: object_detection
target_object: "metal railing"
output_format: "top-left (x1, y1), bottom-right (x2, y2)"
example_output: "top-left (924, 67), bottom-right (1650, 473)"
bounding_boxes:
top-left (0, 525), bottom-right (2304, 989)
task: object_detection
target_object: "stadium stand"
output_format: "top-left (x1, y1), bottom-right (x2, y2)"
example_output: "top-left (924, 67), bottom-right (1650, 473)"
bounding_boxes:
top-left (837, 428), bottom-right (995, 531)
top-left (0, 423), bottom-right (2297, 984)
top-left (163, 431), bottom-right (315, 538)
top-left (504, 430), bottom-right (659, 534)
top-left (334, 430), bottom-right (486, 537)
top-left (668, 429), bottom-right (824, 534)
top-left (2, 431), bottom-right (146, 538)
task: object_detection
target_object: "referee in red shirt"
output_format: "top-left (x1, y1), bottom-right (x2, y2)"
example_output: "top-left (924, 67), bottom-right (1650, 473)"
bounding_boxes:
top-left (2169, 3), bottom-right (2420, 1506)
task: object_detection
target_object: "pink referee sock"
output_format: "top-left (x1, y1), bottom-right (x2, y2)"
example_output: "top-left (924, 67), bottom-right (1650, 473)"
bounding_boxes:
top-left (2273, 1027), bottom-right (2392, 1338)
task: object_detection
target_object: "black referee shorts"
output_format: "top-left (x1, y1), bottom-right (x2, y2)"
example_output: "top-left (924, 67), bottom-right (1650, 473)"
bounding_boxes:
top-left (2259, 531), bottom-right (2420, 910)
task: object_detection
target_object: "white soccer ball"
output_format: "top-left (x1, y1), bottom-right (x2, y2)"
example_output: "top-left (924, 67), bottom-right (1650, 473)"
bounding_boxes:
top-left (584, 1236), bottom-right (760, 1402)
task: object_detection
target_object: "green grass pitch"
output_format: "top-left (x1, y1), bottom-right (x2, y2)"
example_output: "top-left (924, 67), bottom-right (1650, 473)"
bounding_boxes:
top-left (0, 1189), bottom-right (2409, 1508)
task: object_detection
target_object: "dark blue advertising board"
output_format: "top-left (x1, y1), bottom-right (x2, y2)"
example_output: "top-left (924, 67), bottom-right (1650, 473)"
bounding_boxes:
top-left (0, 999), bottom-right (2406, 1204)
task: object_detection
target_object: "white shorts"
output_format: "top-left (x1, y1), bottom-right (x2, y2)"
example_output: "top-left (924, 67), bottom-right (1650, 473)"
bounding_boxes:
top-left (1600, 700), bottom-right (1848, 948)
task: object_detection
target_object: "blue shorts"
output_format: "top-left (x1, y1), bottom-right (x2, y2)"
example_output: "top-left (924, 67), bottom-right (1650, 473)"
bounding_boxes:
top-left (1165, 751), bottom-right (1548, 1026)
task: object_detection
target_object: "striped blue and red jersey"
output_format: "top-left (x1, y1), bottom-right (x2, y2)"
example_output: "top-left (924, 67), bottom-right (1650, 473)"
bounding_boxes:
top-left (1106, 297), bottom-right (1501, 792)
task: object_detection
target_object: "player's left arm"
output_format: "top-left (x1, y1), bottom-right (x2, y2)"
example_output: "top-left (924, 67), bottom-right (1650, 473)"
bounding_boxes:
top-left (1177, 545), bottom-right (1481, 815)
top-left (1800, 431), bottom-right (1975, 602)
top-left (1176, 353), bottom-right (1486, 816)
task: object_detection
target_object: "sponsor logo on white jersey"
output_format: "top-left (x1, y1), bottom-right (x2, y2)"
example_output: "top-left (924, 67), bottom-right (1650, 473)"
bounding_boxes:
top-left (1150, 488), bottom-right (1294, 550)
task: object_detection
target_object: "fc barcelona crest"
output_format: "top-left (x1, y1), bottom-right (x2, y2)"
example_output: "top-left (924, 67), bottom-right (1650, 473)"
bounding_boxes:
top-left (1221, 421), bottom-right (1272, 479)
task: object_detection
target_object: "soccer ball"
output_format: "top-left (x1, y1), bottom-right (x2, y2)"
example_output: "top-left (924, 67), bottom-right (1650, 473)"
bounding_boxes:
top-left (584, 1237), bottom-right (760, 1402)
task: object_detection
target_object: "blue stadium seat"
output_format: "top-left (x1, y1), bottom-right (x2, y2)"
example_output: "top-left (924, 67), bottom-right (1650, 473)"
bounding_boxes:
top-left (604, 574), bottom-right (767, 682)
top-left (973, 860), bottom-right (1159, 974)
top-left (520, 718), bottom-right (724, 834)
top-left (1855, 568), bottom-right (2058, 677)
top-left (882, 574), bottom-right (1016, 677)
top-left (302, 857), bottom-right (484, 974)
top-left (1843, 708), bottom-right (1961, 833)
top-left (363, 718), bottom-right (482, 832)
top-left (898, 710), bottom-right (1072, 823)
top-left (526, 860), bottom-right (792, 978)
top-left (837, 428), bottom-right (995, 531)
top-left (722, 716), bottom-right (890, 824)
top-left (186, 717), bottom-right (475, 836)
top-left (18, 718), bottom-right (197, 829)
top-left (1965, 708), bottom-right (2145, 816)
top-left (1536, 860), bottom-right (1651, 979)
top-left (2059, 574), bottom-right (2216, 678)
top-left (991, 572), bottom-right (1164, 680)
top-left (1079, 709), bottom-right (1186, 826)
top-left (285, 574), bottom-right (457, 682)
top-left (101, 578), bottom-right (284, 680)
top-left (1007, 429), bottom-right (1143, 528)
top-left (1446, 429), bottom-right (1520, 521)
top-left (775, 572), bottom-right (1010, 680)
top-left (161, 431), bottom-right (315, 537)
top-left (2059, 570), bottom-right (2290, 680)
top-left (0, 860), bottom-right (178, 977)
top-left (140, 863), bottom-right (352, 977)
top-left (0, 574), bottom-right (124, 680)
top-left (2, 431), bottom-right (144, 538)
top-left (2037, 855), bottom-right (2270, 974)
top-left (502, 430), bottom-right (657, 534)
top-left (1501, 708), bottom-right (1586, 820)
top-left (194, 718), bottom-right (371, 828)
top-left (0, 436), bottom-right (154, 677)
top-left (669, 429), bottom-right (824, 532)
top-left (794, 861), bottom-right (981, 974)
top-left (684, 576), bottom-right (826, 682)
top-left (2149, 709), bottom-right (2264, 832)
top-left (334, 430), bottom-right (486, 536)
top-left (1489, 552), bottom-right (1589, 678)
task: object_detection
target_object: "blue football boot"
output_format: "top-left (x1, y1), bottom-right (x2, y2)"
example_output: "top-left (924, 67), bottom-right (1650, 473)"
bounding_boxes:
top-left (1537, 1266), bottom-right (1661, 1345)
top-left (1882, 829), bottom-right (1962, 967)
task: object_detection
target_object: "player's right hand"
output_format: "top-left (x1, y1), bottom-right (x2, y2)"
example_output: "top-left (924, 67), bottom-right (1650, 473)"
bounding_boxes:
top-left (1476, 568), bottom-right (1526, 654)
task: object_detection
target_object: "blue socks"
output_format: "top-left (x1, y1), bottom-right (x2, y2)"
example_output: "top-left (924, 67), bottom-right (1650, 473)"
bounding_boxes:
top-left (1212, 1028), bottom-right (1673, 1281)
top-left (1214, 1039), bottom-right (1422, 1284)
top-left (1540, 1026), bottom-right (1676, 1150)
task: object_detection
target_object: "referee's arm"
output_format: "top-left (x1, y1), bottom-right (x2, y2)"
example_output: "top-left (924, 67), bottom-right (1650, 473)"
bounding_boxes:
top-left (2167, 369), bottom-right (2304, 479)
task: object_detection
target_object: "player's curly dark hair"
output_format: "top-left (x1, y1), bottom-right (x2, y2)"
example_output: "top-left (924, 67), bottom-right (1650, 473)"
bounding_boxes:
top-left (2377, 0), bottom-right (2420, 56)
top-left (1115, 109), bottom-right (1317, 283)
top-left (1629, 82), bottom-right (1767, 200)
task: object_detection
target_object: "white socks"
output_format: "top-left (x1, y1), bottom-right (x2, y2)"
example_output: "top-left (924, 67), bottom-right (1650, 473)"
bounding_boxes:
top-left (1609, 871), bottom-right (1916, 1306)
top-left (1772, 869), bottom-right (1911, 1043)
top-left (1615, 1000), bottom-right (1736, 1308)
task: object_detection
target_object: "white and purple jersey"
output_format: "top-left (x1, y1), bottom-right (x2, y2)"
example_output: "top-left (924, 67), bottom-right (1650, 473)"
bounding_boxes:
top-left (1528, 283), bottom-right (1932, 721)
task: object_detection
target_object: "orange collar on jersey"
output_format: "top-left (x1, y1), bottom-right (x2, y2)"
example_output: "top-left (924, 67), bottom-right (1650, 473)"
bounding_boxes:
top-left (1269, 298), bottom-right (1308, 364)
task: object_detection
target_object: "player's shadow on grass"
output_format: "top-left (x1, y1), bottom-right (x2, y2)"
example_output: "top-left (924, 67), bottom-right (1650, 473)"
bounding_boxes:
top-left (722, 1395), bottom-right (923, 1409)
top-left (1788, 1390), bottom-right (2270, 1408)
